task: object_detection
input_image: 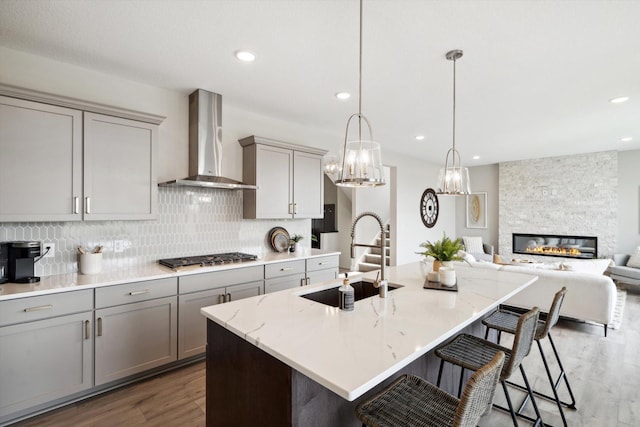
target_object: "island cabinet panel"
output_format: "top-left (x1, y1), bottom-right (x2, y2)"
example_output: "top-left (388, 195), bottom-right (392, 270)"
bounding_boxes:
top-left (0, 291), bottom-right (93, 422)
top-left (264, 259), bottom-right (306, 293)
top-left (178, 267), bottom-right (264, 360)
top-left (83, 112), bottom-right (157, 220)
top-left (239, 135), bottom-right (327, 219)
top-left (0, 96), bottom-right (82, 222)
top-left (94, 279), bottom-right (178, 386)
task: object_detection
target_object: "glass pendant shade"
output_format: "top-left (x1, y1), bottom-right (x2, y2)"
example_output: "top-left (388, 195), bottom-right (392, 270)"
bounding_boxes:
top-left (437, 149), bottom-right (471, 194)
top-left (436, 49), bottom-right (470, 195)
top-left (335, 114), bottom-right (385, 187)
top-left (335, 0), bottom-right (385, 188)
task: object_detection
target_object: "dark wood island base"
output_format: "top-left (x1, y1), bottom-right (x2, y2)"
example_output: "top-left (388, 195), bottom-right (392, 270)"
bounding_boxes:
top-left (205, 319), bottom-right (489, 426)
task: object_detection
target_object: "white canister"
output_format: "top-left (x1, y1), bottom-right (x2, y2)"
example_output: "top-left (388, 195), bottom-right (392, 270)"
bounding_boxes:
top-left (79, 253), bottom-right (102, 275)
top-left (427, 271), bottom-right (440, 282)
top-left (439, 267), bottom-right (456, 287)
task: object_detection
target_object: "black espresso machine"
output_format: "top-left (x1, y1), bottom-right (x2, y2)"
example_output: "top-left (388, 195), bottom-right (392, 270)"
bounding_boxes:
top-left (0, 241), bottom-right (42, 283)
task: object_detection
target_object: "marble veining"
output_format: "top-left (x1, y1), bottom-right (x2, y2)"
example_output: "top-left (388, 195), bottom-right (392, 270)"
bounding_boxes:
top-left (200, 262), bottom-right (538, 401)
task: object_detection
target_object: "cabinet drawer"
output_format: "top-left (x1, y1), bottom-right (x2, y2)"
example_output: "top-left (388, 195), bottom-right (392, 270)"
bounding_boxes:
top-left (264, 260), bottom-right (305, 279)
top-left (265, 274), bottom-right (306, 293)
top-left (306, 255), bottom-right (339, 272)
top-left (0, 290), bottom-right (93, 327)
top-left (95, 277), bottom-right (177, 308)
top-left (179, 266), bottom-right (263, 294)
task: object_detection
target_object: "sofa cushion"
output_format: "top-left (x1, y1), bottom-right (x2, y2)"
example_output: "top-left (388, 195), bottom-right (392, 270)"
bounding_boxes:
top-left (626, 246), bottom-right (640, 268)
top-left (462, 236), bottom-right (484, 254)
top-left (558, 259), bottom-right (613, 275)
top-left (609, 265), bottom-right (640, 280)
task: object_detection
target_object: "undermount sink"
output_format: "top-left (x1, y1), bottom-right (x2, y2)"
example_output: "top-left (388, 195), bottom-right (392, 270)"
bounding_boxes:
top-left (300, 279), bottom-right (401, 308)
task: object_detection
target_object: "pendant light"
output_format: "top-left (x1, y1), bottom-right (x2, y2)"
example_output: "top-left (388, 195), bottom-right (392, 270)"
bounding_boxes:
top-left (437, 49), bottom-right (471, 195)
top-left (335, 0), bottom-right (385, 187)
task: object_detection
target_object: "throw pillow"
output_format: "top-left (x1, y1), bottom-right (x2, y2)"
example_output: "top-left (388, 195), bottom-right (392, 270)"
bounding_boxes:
top-left (627, 246), bottom-right (640, 268)
top-left (462, 236), bottom-right (484, 254)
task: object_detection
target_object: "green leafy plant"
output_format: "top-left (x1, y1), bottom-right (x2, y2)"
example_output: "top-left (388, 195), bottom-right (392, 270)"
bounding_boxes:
top-left (290, 234), bottom-right (304, 243)
top-left (417, 232), bottom-right (463, 261)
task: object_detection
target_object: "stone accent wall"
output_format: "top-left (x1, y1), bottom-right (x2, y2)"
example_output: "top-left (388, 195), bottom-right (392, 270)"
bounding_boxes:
top-left (499, 151), bottom-right (617, 260)
top-left (0, 187), bottom-right (310, 277)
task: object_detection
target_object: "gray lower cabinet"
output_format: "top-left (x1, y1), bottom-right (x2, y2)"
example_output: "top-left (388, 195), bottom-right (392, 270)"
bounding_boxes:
top-left (178, 266), bottom-right (263, 359)
top-left (306, 255), bottom-right (339, 285)
top-left (0, 290), bottom-right (93, 421)
top-left (94, 278), bottom-right (177, 386)
top-left (264, 259), bottom-right (307, 293)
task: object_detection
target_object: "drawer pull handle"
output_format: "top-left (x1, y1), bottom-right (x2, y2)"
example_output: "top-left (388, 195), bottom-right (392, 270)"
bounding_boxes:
top-left (97, 317), bottom-right (103, 337)
top-left (280, 267), bottom-right (293, 271)
top-left (85, 320), bottom-right (90, 340)
top-left (24, 304), bottom-right (53, 312)
top-left (226, 293), bottom-right (232, 302)
top-left (219, 294), bottom-right (225, 304)
top-left (129, 289), bottom-right (149, 296)
top-left (85, 196), bottom-right (91, 214)
top-left (318, 262), bottom-right (327, 265)
top-left (74, 196), bottom-right (80, 214)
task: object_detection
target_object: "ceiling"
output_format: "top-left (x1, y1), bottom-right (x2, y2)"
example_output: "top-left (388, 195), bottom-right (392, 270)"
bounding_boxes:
top-left (1, 0), bottom-right (639, 165)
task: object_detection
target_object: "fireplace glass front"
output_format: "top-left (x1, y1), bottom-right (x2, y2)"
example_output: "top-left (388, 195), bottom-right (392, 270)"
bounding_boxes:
top-left (512, 233), bottom-right (597, 259)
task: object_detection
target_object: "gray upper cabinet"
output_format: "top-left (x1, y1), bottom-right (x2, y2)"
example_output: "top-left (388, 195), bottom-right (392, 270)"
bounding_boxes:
top-left (239, 136), bottom-right (327, 219)
top-left (0, 88), bottom-right (162, 222)
top-left (0, 96), bottom-right (82, 222)
top-left (84, 113), bottom-right (157, 220)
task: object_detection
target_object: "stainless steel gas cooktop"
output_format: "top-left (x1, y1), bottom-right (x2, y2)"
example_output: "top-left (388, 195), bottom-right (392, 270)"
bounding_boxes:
top-left (158, 252), bottom-right (258, 270)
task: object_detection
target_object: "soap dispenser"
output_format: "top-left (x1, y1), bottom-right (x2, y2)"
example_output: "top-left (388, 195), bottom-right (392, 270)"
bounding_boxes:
top-left (339, 273), bottom-right (354, 311)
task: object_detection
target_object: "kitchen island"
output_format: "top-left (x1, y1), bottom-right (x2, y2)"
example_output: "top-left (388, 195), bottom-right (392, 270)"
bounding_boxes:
top-left (201, 262), bottom-right (538, 426)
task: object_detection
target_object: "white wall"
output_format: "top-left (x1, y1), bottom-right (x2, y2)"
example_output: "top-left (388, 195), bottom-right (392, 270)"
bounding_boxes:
top-left (455, 164), bottom-right (499, 250)
top-left (617, 149), bottom-right (640, 254)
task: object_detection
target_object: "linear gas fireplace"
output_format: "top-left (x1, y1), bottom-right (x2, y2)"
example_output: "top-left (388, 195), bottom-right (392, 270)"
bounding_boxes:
top-left (512, 233), bottom-right (597, 259)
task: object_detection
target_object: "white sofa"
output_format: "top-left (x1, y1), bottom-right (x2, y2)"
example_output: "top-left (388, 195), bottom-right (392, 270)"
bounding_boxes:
top-left (457, 259), bottom-right (617, 336)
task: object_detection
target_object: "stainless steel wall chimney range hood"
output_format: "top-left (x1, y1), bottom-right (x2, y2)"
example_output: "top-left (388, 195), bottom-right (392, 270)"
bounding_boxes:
top-left (159, 89), bottom-right (257, 190)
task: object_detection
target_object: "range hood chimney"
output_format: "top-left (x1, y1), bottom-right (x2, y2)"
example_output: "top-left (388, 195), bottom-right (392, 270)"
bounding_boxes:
top-left (159, 89), bottom-right (257, 190)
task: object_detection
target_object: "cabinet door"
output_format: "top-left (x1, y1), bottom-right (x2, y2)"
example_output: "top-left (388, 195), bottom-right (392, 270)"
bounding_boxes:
top-left (226, 280), bottom-right (263, 303)
top-left (293, 151), bottom-right (324, 218)
top-left (265, 273), bottom-right (306, 293)
top-left (94, 296), bottom-right (177, 386)
top-left (178, 281), bottom-right (263, 359)
top-left (307, 268), bottom-right (338, 285)
top-left (0, 312), bottom-right (92, 419)
top-left (178, 288), bottom-right (224, 360)
top-left (0, 96), bottom-right (82, 222)
top-left (83, 113), bottom-right (157, 220)
top-left (254, 144), bottom-right (293, 218)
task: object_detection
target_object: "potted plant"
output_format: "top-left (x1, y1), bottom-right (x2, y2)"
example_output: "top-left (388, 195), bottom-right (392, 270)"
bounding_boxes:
top-left (289, 234), bottom-right (304, 252)
top-left (417, 233), bottom-right (463, 271)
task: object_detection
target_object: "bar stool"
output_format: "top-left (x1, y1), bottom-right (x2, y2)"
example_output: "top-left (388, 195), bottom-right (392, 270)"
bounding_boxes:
top-left (435, 307), bottom-right (546, 427)
top-left (356, 351), bottom-right (505, 427)
top-left (482, 287), bottom-right (576, 427)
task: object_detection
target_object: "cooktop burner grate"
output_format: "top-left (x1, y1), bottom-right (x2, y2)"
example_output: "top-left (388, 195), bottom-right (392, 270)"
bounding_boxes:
top-left (158, 252), bottom-right (258, 269)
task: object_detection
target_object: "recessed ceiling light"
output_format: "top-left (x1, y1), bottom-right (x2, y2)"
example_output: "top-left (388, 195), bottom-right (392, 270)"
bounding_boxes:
top-left (335, 92), bottom-right (351, 100)
top-left (621, 137), bottom-right (633, 142)
top-left (235, 50), bottom-right (256, 62)
top-left (609, 96), bottom-right (629, 104)
top-left (472, 155), bottom-right (480, 160)
top-left (415, 135), bottom-right (425, 141)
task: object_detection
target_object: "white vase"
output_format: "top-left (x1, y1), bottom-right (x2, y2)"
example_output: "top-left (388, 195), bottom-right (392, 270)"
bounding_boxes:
top-left (439, 267), bottom-right (456, 287)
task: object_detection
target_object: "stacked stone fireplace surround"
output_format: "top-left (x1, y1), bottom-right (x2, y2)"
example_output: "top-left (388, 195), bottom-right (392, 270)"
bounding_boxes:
top-left (499, 151), bottom-right (617, 262)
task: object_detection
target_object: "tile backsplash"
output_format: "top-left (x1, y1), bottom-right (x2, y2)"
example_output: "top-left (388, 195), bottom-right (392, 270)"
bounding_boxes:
top-left (0, 187), bottom-right (310, 277)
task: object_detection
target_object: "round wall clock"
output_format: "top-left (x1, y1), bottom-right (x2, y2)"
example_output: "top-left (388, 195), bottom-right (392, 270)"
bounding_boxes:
top-left (420, 188), bottom-right (439, 228)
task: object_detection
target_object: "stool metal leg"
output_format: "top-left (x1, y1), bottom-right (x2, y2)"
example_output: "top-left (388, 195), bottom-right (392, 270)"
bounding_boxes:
top-left (457, 367), bottom-right (465, 398)
top-left (547, 332), bottom-right (577, 409)
top-left (437, 359), bottom-right (444, 387)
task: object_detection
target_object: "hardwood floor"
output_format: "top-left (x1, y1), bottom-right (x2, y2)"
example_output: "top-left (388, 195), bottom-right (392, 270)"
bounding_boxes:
top-left (12, 287), bottom-right (639, 427)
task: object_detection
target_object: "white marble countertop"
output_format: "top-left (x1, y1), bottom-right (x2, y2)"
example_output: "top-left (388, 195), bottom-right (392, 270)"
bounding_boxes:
top-left (201, 262), bottom-right (538, 401)
top-left (0, 248), bottom-right (339, 300)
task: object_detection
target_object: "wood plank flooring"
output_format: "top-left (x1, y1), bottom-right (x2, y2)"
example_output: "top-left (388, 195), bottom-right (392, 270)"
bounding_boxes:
top-left (12, 287), bottom-right (639, 427)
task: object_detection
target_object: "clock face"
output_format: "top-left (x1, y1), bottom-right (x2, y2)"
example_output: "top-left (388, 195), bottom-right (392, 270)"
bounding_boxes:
top-left (420, 188), bottom-right (439, 228)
